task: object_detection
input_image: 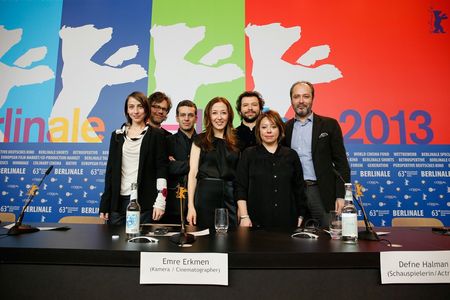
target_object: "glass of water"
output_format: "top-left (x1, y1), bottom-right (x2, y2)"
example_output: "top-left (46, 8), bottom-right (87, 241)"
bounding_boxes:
top-left (329, 210), bottom-right (342, 240)
top-left (214, 208), bottom-right (229, 234)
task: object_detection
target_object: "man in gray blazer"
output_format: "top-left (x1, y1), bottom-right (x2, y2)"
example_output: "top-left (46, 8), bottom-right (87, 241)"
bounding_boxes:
top-left (283, 81), bottom-right (350, 227)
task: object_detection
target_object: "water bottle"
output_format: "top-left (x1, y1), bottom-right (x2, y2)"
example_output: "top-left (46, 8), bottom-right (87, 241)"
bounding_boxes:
top-left (341, 183), bottom-right (358, 243)
top-left (126, 182), bottom-right (141, 240)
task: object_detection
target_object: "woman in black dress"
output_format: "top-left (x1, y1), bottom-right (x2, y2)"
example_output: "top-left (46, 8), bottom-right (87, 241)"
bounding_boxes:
top-left (187, 97), bottom-right (239, 229)
top-left (235, 110), bottom-right (306, 229)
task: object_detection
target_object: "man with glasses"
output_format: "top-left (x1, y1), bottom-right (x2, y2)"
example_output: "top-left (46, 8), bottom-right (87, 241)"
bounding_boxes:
top-left (161, 100), bottom-right (198, 224)
top-left (148, 91), bottom-right (172, 136)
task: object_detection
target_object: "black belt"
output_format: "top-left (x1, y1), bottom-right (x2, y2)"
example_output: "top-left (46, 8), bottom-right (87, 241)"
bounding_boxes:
top-left (305, 180), bottom-right (318, 187)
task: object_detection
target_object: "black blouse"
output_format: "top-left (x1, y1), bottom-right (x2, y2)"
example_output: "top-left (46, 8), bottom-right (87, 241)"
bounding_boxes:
top-left (235, 144), bottom-right (306, 229)
top-left (236, 123), bottom-right (257, 151)
top-left (194, 133), bottom-right (239, 181)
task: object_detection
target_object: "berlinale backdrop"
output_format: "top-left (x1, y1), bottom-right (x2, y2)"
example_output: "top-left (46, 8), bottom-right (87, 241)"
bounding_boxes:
top-left (1, 0), bottom-right (449, 226)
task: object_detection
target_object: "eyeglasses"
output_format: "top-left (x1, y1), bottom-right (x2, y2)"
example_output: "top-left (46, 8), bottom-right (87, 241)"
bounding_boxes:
top-left (151, 104), bottom-right (169, 113)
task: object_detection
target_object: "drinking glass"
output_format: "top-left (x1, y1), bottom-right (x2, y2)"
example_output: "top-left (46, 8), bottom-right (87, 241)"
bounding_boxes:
top-left (329, 210), bottom-right (342, 240)
top-left (214, 208), bottom-right (229, 234)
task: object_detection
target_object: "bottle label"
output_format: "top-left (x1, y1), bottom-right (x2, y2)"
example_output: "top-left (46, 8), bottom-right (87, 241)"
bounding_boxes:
top-left (341, 213), bottom-right (358, 237)
top-left (126, 211), bottom-right (140, 234)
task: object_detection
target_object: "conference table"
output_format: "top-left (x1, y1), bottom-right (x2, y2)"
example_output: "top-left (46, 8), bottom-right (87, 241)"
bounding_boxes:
top-left (0, 224), bottom-right (449, 299)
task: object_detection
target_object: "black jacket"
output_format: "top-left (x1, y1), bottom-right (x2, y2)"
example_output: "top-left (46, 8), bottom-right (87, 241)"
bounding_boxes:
top-left (283, 114), bottom-right (350, 211)
top-left (162, 130), bottom-right (195, 220)
top-left (100, 126), bottom-right (168, 213)
top-left (166, 129), bottom-right (195, 189)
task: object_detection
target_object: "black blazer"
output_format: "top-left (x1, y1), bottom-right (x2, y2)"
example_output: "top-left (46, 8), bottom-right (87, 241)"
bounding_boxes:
top-left (283, 114), bottom-right (350, 211)
top-left (166, 129), bottom-right (195, 189)
top-left (100, 126), bottom-right (168, 213)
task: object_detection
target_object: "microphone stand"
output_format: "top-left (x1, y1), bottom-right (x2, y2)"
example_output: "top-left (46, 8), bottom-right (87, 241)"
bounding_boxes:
top-left (8, 166), bottom-right (53, 236)
top-left (170, 184), bottom-right (195, 246)
top-left (353, 183), bottom-right (379, 241)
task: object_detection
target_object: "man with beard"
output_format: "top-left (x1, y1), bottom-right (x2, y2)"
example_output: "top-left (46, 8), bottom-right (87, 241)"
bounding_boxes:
top-left (148, 91), bottom-right (172, 136)
top-left (283, 81), bottom-right (350, 227)
top-left (235, 91), bottom-right (265, 151)
top-left (161, 100), bottom-right (198, 224)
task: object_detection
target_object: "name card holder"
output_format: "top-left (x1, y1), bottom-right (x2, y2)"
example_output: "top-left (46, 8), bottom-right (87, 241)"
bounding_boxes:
top-left (380, 250), bottom-right (450, 284)
top-left (140, 252), bottom-right (228, 285)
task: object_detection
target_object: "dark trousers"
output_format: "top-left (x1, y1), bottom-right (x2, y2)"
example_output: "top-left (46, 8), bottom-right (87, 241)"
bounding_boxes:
top-left (109, 195), bottom-right (152, 225)
top-left (304, 185), bottom-right (330, 228)
top-left (195, 178), bottom-right (237, 230)
top-left (159, 186), bottom-right (186, 225)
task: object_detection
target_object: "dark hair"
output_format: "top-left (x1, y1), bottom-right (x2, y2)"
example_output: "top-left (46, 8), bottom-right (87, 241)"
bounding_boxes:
top-left (289, 81), bottom-right (315, 100)
top-left (176, 100), bottom-right (197, 116)
top-left (124, 91), bottom-right (149, 125)
top-left (198, 97), bottom-right (238, 152)
top-left (148, 91), bottom-right (172, 113)
top-left (235, 91), bottom-right (265, 117)
top-left (255, 110), bottom-right (286, 144)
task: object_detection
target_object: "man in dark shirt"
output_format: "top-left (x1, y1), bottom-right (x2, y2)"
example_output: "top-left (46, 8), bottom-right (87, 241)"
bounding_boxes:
top-left (161, 100), bottom-right (197, 224)
top-left (235, 91), bottom-right (265, 151)
top-left (148, 91), bottom-right (172, 136)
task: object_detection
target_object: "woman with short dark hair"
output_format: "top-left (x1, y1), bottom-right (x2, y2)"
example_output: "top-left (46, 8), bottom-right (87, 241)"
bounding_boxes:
top-left (236, 110), bottom-right (306, 229)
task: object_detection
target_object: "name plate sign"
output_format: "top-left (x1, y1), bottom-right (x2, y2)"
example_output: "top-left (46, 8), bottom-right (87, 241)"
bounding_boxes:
top-left (380, 250), bottom-right (450, 284)
top-left (140, 252), bottom-right (228, 285)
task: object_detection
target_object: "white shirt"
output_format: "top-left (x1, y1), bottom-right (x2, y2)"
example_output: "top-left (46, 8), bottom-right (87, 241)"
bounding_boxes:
top-left (120, 127), bottom-right (147, 195)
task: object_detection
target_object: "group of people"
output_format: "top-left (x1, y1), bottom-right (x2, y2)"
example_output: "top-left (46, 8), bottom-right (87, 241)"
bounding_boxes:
top-left (99, 81), bottom-right (351, 231)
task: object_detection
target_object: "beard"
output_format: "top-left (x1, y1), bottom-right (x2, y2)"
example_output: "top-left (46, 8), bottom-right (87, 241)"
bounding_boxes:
top-left (242, 113), bottom-right (259, 123)
top-left (150, 115), bottom-right (164, 126)
top-left (295, 106), bottom-right (312, 119)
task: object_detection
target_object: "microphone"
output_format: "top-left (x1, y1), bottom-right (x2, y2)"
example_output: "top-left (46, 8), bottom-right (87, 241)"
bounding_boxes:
top-left (332, 167), bottom-right (346, 185)
top-left (8, 165), bottom-right (54, 236)
top-left (332, 168), bottom-right (379, 241)
top-left (45, 165), bottom-right (54, 175)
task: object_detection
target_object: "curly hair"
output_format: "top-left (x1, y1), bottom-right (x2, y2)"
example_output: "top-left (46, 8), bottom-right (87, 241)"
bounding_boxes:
top-left (235, 90), bottom-right (265, 118)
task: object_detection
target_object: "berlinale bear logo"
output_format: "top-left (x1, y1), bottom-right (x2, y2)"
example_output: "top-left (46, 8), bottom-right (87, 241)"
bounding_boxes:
top-left (432, 9), bottom-right (448, 34)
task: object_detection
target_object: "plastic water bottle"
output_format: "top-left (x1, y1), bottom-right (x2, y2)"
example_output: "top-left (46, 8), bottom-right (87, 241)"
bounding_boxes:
top-left (341, 183), bottom-right (358, 243)
top-left (126, 183), bottom-right (140, 240)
